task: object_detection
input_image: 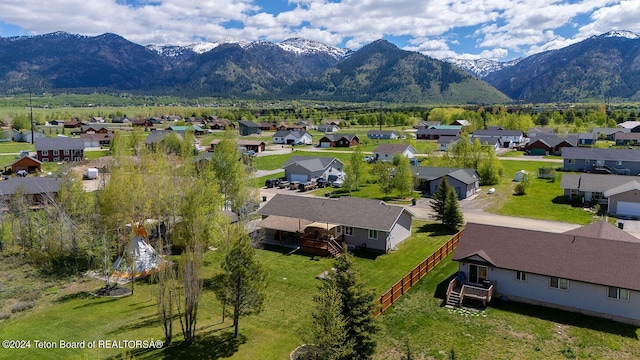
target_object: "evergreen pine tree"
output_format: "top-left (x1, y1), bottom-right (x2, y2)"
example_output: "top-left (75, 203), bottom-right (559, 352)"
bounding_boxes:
top-left (443, 186), bottom-right (464, 230)
top-left (333, 247), bottom-right (378, 360)
top-left (430, 177), bottom-right (451, 223)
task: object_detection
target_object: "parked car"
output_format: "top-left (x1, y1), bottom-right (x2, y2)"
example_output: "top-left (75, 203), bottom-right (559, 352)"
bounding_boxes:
top-left (288, 181), bottom-right (301, 190)
top-left (277, 180), bottom-right (290, 189)
top-left (265, 179), bottom-right (279, 188)
top-left (298, 181), bottom-right (317, 192)
top-left (316, 178), bottom-right (329, 188)
top-left (332, 179), bottom-right (344, 188)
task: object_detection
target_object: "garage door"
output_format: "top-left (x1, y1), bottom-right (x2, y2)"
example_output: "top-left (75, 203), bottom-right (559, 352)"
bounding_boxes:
top-left (288, 174), bottom-right (308, 182)
top-left (530, 148), bottom-right (546, 155)
top-left (616, 202), bottom-right (640, 217)
top-left (320, 142), bottom-right (330, 148)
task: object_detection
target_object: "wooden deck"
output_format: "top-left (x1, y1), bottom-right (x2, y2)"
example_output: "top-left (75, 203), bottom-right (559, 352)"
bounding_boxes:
top-left (446, 277), bottom-right (496, 308)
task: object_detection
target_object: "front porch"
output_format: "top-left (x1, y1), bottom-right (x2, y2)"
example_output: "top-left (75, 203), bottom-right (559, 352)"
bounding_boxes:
top-left (446, 275), bottom-right (496, 309)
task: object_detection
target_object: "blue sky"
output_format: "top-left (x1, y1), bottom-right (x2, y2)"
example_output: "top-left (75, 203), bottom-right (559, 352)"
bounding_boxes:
top-left (0, 0), bottom-right (638, 61)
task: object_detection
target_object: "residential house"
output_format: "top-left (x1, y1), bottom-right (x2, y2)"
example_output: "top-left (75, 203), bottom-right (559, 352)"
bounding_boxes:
top-left (469, 135), bottom-right (500, 152)
top-left (12, 130), bottom-right (46, 144)
top-left (471, 129), bottom-right (524, 148)
top-left (0, 177), bottom-right (62, 208)
top-left (258, 194), bottom-right (414, 254)
top-left (414, 120), bottom-right (441, 129)
top-left (259, 121), bottom-right (278, 131)
top-left (416, 128), bottom-right (461, 140)
top-left (237, 120), bottom-right (262, 136)
top-left (11, 155), bottom-right (41, 174)
top-left (562, 148), bottom-right (640, 175)
top-left (277, 122), bottom-right (306, 132)
top-left (604, 181), bottom-right (640, 218)
top-left (438, 136), bottom-right (460, 151)
top-left (593, 127), bottom-right (629, 141)
top-left (111, 117), bottom-right (131, 124)
top-left (63, 120), bottom-right (86, 129)
top-left (451, 119), bottom-right (471, 127)
top-left (317, 124), bottom-right (340, 133)
top-left (80, 133), bottom-right (113, 148)
top-left (294, 120), bottom-right (314, 130)
top-left (144, 130), bottom-right (185, 148)
top-left (450, 221), bottom-right (640, 325)
top-left (560, 172), bottom-right (640, 205)
top-left (35, 137), bottom-right (85, 162)
top-left (90, 116), bottom-right (105, 123)
top-left (80, 125), bottom-right (112, 134)
top-left (208, 117), bottom-right (234, 130)
top-left (282, 156), bottom-right (344, 183)
top-left (413, 166), bottom-right (480, 199)
top-left (524, 135), bottom-right (578, 156)
top-left (367, 130), bottom-right (399, 140)
top-left (578, 132), bottom-right (596, 146)
top-left (167, 125), bottom-right (205, 136)
top-left (618, 121), bottom-right (640, 132)
top-left (373, 144), bottom-right (416, 162)
top-left (615, 132), bottom-right (640, 146)
top-left (318, 134), bottom-right (359, 148)
top-left (527, 127), bottom-right (555, 138)
top-left (131, 118), bottom-right (154, 127)
top-left (49, 120), bottom-right (65, 126)
top-left (208, 139), bottom-right (266, 154)
top-left (272, 130), bottom-right (313, 145)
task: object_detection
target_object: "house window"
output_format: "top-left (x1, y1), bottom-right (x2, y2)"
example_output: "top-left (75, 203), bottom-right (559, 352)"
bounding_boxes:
top-left (42, 158), bottom-right (49, 162)
top-left (550, 277), bottom-right (569, 290)
top-left (585, 159), bottom-right (590, 164)
top-left (42, 150), bottom-right (48, 156)
top-left (568, 159), bottom-right (575, 164)
top-left (336, 226), bottom-right (342, 235)
top-left (344, 226), bottom-right (353, 236)
top-left (368, 229), bottom-right (378, 240)
top-left (53, 150), bottom-right (59, 156)
top-left (515, 271), bottom-right (527, 282)
top-left (53, 158), bottom-right (59, 162)
top-left (469, 264), bottom-right (488, 284)
top-left (616, 161), bottom-right (623, 166)
top-left (63, 150), bottom-right (69, 155)
top-left (608, 287), bottom-right (629, 301)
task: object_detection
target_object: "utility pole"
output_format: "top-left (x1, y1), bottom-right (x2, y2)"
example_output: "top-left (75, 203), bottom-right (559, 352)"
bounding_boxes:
top-left (30, 92), bottom-right (34, 144)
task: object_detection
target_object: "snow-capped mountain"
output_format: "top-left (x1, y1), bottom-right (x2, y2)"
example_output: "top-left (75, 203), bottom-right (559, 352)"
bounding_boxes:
top-left (601, 30), bottom-right (640, 40)
top-left (277, 38), bottom-right (352, 60)
top-left (147, 37), bottom-right (351, 60)
top-left (445, 57), bottom-right (521, 78)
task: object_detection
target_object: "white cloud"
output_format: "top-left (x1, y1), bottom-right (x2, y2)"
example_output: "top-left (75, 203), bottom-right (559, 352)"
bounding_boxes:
top-left (0, 0), bottom-right (635, 61)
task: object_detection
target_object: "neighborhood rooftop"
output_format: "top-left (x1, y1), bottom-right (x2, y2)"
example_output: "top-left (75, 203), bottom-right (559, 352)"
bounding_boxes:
top-left (453, 222), bottom-right (640, 291)
top-left (282, 156), bottom-right (343, 170)
top-left (258, 194), bottom-right (412, 232)
top-left (562, 147), bottom-right (640, 161)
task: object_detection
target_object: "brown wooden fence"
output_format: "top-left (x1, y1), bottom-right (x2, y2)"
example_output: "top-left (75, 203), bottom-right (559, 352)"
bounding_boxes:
top-left (373, 229), bottom-right (463, 318)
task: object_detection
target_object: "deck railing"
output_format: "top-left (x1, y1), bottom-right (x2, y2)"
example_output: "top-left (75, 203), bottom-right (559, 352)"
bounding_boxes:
top-left (460, 281), bottom-right (496, 306)
top-left (373, 229), bottom-right (463, 318)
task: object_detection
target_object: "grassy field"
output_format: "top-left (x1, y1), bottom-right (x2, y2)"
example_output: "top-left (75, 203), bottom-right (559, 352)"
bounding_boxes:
top-left (0, 221), bottom-right (454, 360)
top-left (377, 256), bottom-right (640, 359)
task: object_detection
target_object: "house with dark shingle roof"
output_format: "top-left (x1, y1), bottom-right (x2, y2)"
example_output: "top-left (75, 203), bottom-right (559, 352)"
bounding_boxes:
top-left (258, 194), bottom-right (414, 254)
top-left (237, 120), bottom-right (262, 136)
top-left (560, 173), bottom-right (640, 204)
top-left (282, 156), bottom-right (344, 183)
top-left (614, 132), bottom-right (640, 146)
top-left (35, 137), bottom-right (85, 163)
top-left (524, 134), bottom-right (578, 155)
top-left (562, 148), bottom-right (640, 175)
top-left (367, 130), bottom-right (399, 140)
top-left (0, 177), bottom-right (62, 208)
top-left (413, 166), bottom-right (480, 199)
top-left (416, 127), bottom-right (461, 140)
top-left (450, 221), bottom-right (640, 325)
top-left (318, 134), bottom-right (359, 148)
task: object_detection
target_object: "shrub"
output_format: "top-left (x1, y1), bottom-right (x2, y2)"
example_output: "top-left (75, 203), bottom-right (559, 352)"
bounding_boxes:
top-left (514, 183), bottom-right (526, 195)
top-left (10, 300), bottom-right (35, 313)
top-left (0, 312), bottom-right (10, 320)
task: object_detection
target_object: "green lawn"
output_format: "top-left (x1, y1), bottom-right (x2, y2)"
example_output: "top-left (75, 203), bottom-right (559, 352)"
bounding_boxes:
top-left (377, 256), bottom-right (640, 359)
top-left (0, 220), bottom-right (453, 360)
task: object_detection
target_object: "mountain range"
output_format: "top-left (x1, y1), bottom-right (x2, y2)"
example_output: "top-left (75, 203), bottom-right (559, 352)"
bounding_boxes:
top-left (1, 30), bottom-right (639, 103)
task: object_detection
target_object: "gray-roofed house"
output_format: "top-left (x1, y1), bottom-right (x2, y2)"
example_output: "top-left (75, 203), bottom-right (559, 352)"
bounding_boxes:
top-left (35, 137), bottom-right (85, 162)
top-left (237, 120), bottom-right (262, 136)
top-left (282, 156), bottom-right (344, 183)
top-left (258, 194), bottom-right (414, 255)
top-left (471, 129), bottom-right (524, 148)
top-left (562, 148), bottom-right (640, 175)
top-left (318, 134), bottom-right (360, 148)
top-left (416, 127), bottom-right (461, 140)
top-left (367, 130), bottom-right (399, 140)
top-left (413, 166), bottom-right (480, 199)
top-left (614, 132), bottom-right (640, 146)
top-left (0, 177), bottom-right (62, 208)
top-left (527, 127), bottom-right (555, 138)
top-left (272, 130), bottom-right (313, 145)
top-left (438, 136), bottom-right (460, 151)
top-left (317, 124), bottom-right (340, 133)
top-left (144, 130), bottom-right (186, 149)
top-left (524, 134), bottom-right (578, 155)
top-left (560, 173), bottom-right (640, 205)
top-left (618, 121), bottom-right (640, 132)
top-left (593, 127), bottom-right (629, 141)
top-left (373, 144), bottom-right (416, 162)
top-left (449, 221), bottom-right (640, 325)
top-left (469, 135), bottom-right (500, 152)
top-left (604, 181), bottom-right (640, 218)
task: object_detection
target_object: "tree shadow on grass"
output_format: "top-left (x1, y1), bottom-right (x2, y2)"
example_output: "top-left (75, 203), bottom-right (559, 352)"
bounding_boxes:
top-left (54, 291), bottom-right (93, 303)
top-left (489, 299), bottom-right (638, 339)
top-left (434, 272), bottom-right (457, 303)
top-left (118, 331), bottom-right (246, 360)
top-left (106, 314), bottom-right (159, 335)
top-left (415, 223), bottom-right (458, 237)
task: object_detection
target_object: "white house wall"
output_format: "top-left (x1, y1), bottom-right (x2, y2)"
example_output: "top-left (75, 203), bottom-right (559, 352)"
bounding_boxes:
top-left (471, 266), bottom-right (640, 325)
top-left (388, 212), bottom-right (412, 249)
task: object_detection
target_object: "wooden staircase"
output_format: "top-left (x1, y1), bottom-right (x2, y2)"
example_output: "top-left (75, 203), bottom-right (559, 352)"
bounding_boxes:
top-left (328, 238), bottom-right (343, 257)
top-left (446, 287), bottom-right (462, 308)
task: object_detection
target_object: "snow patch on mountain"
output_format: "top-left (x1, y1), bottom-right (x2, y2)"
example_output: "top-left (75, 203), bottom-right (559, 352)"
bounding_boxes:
top-left (602, 30), bottom-right (640, 40)
top-left (277, 38), bottom-right (352, 60)
top-left (445, 58), bottom-right (521, 78)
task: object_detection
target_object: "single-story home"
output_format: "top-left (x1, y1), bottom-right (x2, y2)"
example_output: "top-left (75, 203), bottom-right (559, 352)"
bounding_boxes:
top-left (237, 120), bottom-right (262, 136)
top-left (209, 139), bottom-right (266, 153)
top-left (258, 194), bottom-right (414, 254)
top-left (604, 181), bottom-right (640, 218)
top-left (318, 134), bottom-right (359, 148)
top-left (471, 129), bottom-right (524, 148)
top-left (367, 130), bottom-right (399, 140)
top-left (317, 124), bottom-right (340, 133)
top-left (524, 135), bottom-right (578, 156)
top-left (615, 132), bottom-right (640, 146)
top-left (451, 221), bottom-right (640, 325)
top-left (560, 173), bottom-right (640, 205)
top-left (13, 130), bottom-right (46, 143)
top-left (413, 166), bottom-right (480, 199)
top-left (272, 130), bottom-right (313, 145)
top-left (469, 135), bottom-right (500, 152)
top-left (416, 128), bottom-right (461, 140)
top-left (618, 121), bottom-right (640, 132)
top-left (80, 133), bottom-right (113, 148)
top-left (438, 136), bottom-right (460, 151)
top-left (527, 127), bottom-right (555, 138)
top-left (282, 156), bottom-right (344, 183)
top-left (0, 177), bottom-right (62, 208)
top-left (562, 148), bottom-right (640, 175)
top-left (373, 144), bottom-right (416, 162)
